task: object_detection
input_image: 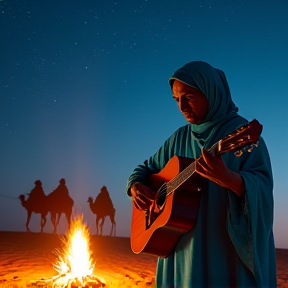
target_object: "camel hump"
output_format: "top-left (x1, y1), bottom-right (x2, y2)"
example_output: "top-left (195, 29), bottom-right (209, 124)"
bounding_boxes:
top-left (46, 192), bottom-right (74, 214)
top-left (48, 191), bottom-right (73, 204)
top-left (94, 191), bottom-right (114, 215)
top-left (51, 184), bottom-right (69, 197)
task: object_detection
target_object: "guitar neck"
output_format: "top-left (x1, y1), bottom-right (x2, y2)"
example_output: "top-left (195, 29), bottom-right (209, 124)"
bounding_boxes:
top-left (165, 141), bottom-right (219, 195)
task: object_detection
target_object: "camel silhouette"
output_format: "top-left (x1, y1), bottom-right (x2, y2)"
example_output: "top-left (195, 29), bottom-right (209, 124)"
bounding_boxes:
top-left (19, 194), bottom-right (47, 232)
top-left (19, 192), bottom-right (74, 233)
top-left (88, 195), bottom-right (116, 236)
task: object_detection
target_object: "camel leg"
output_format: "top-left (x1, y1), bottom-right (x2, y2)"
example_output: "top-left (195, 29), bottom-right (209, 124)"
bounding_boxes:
top-left (40, 215), bottom-right (46, 233)
top-left (54, 213), bottom-right (60, 234)
top-left (112, 223), bottom-right (116, 237)
top-left (53, 213), bottom-right (62, 234)
top-left (51, 213), bottom-right (57, 234)
top-left (110, 209), bottom-right (116, 236)
top-left (109, 223), bottom-right (113, 237)
top-left (26, 210), bottom-right (32, 233)
top-left (95, 216), bottom-right (100, 235)
top-left (57, 213), bottom-right (61, 226)
top-left (109, 216), bottom-right (116, 237)
top-left (100, 217), bottom-right (105, 236)
top-left (65, 211), bottom-right (72, 230)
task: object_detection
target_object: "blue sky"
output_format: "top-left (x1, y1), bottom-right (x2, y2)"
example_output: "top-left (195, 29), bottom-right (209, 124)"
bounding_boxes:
top-left (0, 0), bottom-right (287, 248)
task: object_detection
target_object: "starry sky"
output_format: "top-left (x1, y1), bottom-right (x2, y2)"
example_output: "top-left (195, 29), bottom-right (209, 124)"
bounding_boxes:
top-left (0, 0), bottom-right (287, 248)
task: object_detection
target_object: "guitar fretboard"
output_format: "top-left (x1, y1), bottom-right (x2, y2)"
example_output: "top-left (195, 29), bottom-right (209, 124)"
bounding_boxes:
top-left (160, 141), bottom-right (219, 197)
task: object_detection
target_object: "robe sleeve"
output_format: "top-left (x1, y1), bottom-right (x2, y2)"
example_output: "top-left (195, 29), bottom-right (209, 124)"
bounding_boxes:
top-left (126, 133), bottom-right (176, 196)
top-left (226, 137), bottom-right (276, 286)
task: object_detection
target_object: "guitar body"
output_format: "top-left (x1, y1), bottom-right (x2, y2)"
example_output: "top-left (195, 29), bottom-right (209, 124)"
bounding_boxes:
top-left (130, 155), bottom-right (207, 258)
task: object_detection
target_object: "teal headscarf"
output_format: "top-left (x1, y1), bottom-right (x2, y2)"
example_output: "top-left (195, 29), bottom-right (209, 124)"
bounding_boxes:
top-left (169, 61), bottom-right (244, 148)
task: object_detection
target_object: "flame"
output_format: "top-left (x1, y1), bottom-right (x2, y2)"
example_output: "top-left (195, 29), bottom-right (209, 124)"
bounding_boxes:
top-left (52, 214), bottom-right (104, 287)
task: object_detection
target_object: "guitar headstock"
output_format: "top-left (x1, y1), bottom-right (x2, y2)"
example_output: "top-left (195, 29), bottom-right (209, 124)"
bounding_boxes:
top-left (218, 119), bottom-right (263, 157)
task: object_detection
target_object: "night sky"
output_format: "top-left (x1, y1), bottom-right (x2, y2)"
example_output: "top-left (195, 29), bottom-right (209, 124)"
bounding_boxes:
top-left (0, 0), bottom-right (287, 248)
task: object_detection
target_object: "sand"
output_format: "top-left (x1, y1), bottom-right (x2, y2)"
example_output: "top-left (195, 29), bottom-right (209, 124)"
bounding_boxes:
top-left (0, 231), bottom-right (287, 288)
top-left (0, 232), bottom-right (156, 287)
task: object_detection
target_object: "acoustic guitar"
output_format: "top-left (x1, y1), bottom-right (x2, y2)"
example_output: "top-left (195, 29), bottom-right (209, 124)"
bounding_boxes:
top-left (130, 119), bottom-right (263, 258)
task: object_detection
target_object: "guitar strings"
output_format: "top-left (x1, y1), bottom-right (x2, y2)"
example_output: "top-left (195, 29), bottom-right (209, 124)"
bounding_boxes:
top-left (155, 160), bottom-right (197, 201)
top-left (132, 143), bottom-right (220, 227)
top-left (155, 141), bottom-right (220, 201)
top-left (132, 161), bottom-right (199, 228)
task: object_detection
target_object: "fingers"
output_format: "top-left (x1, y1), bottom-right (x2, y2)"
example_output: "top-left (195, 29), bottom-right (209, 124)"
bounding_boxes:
top-left (196, 148), bottom-right (230, 188)
top-left (132, 196), bottom-right (153, 211)
top-left (195, 149), bottom-right (208, 174)
top-left (196, 148), bottom-right (219, 177)
top-left (132, 198), bottom-right (143, 210)
top-left (133, 198), bottom-right (152, 211)
top-left (137, 192), bottom-right (153, 206)
top-left (130, 182), bottom-right (155, 211)
top-left (201, 148), bottom-right (216, 170)
top-left (131, 183), bottom-right (155, 200)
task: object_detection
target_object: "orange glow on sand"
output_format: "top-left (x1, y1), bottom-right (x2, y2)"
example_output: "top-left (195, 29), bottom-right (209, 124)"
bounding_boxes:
top-left (51, 214), bottom-right (105, 287)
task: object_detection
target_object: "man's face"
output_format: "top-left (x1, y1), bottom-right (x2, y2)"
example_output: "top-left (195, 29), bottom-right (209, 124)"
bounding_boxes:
top-left (172, 80), bottom-right (209, 124)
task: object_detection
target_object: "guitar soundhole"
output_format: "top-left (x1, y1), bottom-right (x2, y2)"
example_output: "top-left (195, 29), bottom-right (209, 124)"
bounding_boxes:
top-left (145, 183), bottom-right (167, 229)
top-left (156, 183), bottom-right (167, 210)
top-left (156, 195), bottom-right (165, 210)
top-left (156, 183), bottom-right (167, 209)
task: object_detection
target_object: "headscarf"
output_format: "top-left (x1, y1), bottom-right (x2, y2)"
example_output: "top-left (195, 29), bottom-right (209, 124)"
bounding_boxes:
top-left (169, 61), bottom-right (245, 148)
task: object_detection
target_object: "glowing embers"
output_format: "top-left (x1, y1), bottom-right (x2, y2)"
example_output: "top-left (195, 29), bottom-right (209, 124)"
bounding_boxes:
top-left (52, 214), bottom-right (105, 287)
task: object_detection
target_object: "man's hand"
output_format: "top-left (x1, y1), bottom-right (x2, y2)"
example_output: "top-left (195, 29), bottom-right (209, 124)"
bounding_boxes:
top-left (195, 148), bottom-right (245, 196)
top-left (130, 182), bottom-right (156, 211)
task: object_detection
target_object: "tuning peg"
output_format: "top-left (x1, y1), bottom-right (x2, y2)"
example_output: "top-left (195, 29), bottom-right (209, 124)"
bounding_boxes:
top-left (234, 150), bottom-right (243, 157)
top-left (247, 145), bottom-right (254, 152)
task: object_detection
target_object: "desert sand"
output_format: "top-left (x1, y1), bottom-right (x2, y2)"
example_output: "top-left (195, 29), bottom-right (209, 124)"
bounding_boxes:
top-left (0, 231), bottom-right (287, 288)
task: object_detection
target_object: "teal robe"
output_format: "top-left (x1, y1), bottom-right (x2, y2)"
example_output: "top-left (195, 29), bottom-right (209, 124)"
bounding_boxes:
top-left (126, 61), bottom-right (276, 287)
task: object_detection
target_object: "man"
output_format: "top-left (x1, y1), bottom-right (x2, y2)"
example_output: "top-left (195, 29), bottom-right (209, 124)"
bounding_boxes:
top-left (126, 61), bottom-right (276, 287)
top-left (27, 180), bottom-right (46, 204)
top-left (52, 178), bottom-right (69, 197)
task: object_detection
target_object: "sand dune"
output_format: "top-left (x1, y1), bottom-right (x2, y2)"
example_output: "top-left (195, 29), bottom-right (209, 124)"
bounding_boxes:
top-left (0, 231), bottom-right (287, 288)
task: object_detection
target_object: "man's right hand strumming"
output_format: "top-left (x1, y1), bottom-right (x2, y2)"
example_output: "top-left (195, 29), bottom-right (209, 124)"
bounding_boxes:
top-left (130, 182), bottom-right (156, 211)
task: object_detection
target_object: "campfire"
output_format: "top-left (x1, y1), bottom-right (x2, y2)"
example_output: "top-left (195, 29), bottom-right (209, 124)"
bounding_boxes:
top-left (51, 214), bottom-right (105, 288)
